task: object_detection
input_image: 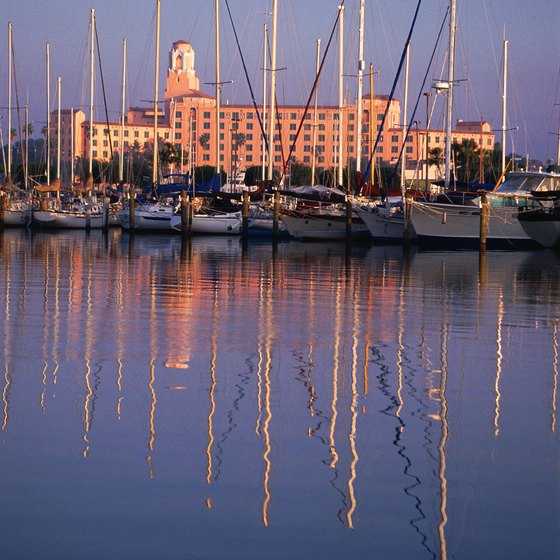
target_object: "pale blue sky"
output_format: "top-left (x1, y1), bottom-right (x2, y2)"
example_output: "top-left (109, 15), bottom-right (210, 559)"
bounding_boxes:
top-left (2, 0), bottom-right (559, 161)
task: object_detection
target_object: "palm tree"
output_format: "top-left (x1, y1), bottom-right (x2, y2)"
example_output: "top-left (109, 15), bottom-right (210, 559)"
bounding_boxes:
top-left (428, 147), bottom-right (444, 178)
top-left (199, 133), bottom-right (210, 150)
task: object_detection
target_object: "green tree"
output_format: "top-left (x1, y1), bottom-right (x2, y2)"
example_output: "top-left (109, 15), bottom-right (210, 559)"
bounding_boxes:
top-left (199, 133), bottom-right (210, 150)
top-left (159, 141), bottom-right (181, 169)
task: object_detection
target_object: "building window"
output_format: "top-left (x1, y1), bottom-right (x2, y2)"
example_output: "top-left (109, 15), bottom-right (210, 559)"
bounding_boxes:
top-left (290, 113), bottom-right (297, 120)
top-left (203, 122), bottom-right (210, 129)
top-left (103, 140), bottom-right (108, 147)
top-left (289, 134), bottom-right (296, 141)
top-left (124, 130), bottom-right (129, 137)
top-left (319, 113), bottom-right (325, 120)
top-left (275, 155), bottom-right (281, 162)
top-left (92, 150), bottom-right (97, 157)
top-left (246, 112), bottom-right (253, 119)
top-left (204, 111), bottom-right (211, 119)
top-left (290, 124), bottom-right (296, 131)
top-left (391, 146), bottom-right (398, 153)
top-left (203, 154), bottom-right (210, 161)
top-left (246, 155), bottom-right (253, 162)
top-left (103, 151), bottom-right (108, 158)
top-left (406, 135), bottom-right (412, 142)
top-left (113, 141), bottom-right (118, 147)
top-left (134, 131), bottom-right (139, 138)
top-left (176, 111), bottom-right (182, 119)
top-left (303, 156), bottom-right (310, 163)
top-left (304, 134), bottom-right (311, 142)
top-left (246, 134), bottom-right (253, 141)
top-left (92, 140), bottom-right (98, 146)
top-left (144, 131), bottom-right (149, 138)
top-left (318, 135), bottom-right (325, 142)
top-left (246, 144), bottom-right (253, 151)
top-left (391, 135), bottom-right (399, 142)
top-left (247, 122), bottom-right (253, 130)
top-left (406, 146), bottom-right (413, 154)
top-left (175, 132), bottom-right (182, 139)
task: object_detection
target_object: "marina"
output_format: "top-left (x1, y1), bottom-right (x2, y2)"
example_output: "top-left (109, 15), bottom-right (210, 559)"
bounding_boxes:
top-left (0, 228), bottom-right (559, 559)
top-left (1, 0), bottom-right (559, 558)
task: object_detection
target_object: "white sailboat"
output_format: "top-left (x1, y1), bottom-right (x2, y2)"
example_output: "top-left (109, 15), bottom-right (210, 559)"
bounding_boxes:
top-left (1, 22), bottom-right (32, 227)
top-left (33, 10), bottom-right (107, 230)
top-left (118, 0), bottom-right (176, 232)
top-left (409, 23), bottom-right (547, 248)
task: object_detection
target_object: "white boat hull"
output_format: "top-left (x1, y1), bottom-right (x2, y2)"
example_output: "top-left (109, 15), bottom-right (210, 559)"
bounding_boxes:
top-left (410, 201), bottom-right (533, 247)
top-left (118, 205), bottom-right (174, 231)
top-left (518, 209), bottom-right (560, 248)
top-left (354, 205), bottom-right (411, 241)
top-left (170, 212), bottom-right (243, 235)
top-left (3, 208), bottom-right (31, 226)
top-left (33, 209), bottom-right (106, 229)
top-left (280, 212), bottom-right (370, 241)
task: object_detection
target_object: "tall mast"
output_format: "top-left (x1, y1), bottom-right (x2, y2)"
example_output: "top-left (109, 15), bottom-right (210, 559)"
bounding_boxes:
top-left (24, 104), bottom-right (29, 190)
top-left (444, 0), bottom-right (456, 190)
top-left (501, 38), bottom-right (508, 174)
top-left (261, 22), bottom-right (268, 182)
top-left (7, 22), bottom-right (12, 181)
top-left (71, 107), bottom-right (74, 185)
top-left (46, 41), bottom-right (50, 185)
top-left (152, 0), bottom-right (160, 186)
top-left (337, 4), bottom-right (344, 188)
top-left (88, 9), bottom-right (95, 181)
top-left (356, 0), bottom-right (365, 176)
top-left (119, 38), bottom-right (127, 184)
top-left (57, 76), bottom-right (61, 180)
top-left (215, 0), bottom-right (221, 186)
top-left (400, 42), bottom-right (410, 192)
top-left (369, 63), bottom-right (374, 188)
top-left (311, 38), bottom-right (321, 187)
top-left (267, 0), bottom-right (278, 183)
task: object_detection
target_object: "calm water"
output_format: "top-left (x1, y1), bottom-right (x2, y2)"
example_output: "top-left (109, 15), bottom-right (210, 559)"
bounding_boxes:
top-left (0, 229), bottom-right (558, 560)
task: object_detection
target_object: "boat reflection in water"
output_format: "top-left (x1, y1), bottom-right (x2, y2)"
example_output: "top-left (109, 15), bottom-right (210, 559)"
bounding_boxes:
top-left (0, 228), bottom-right (558, 559)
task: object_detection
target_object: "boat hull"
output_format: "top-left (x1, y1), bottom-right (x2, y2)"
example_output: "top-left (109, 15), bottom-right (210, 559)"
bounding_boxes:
top-left (410, 201), bottom-right (536, 248)
top-left (517, 208), bottom-right (560, 248)
top-left (33, 210), bottom-right (106, 229)
top-left (170, 212), bottom-right (243, 235)
top-left (3, 208), bottom-right (31, 226)
top-left (280, 211), bottom-right (370, 241)
top-left (354, 205), bottom-right (412, 242)
top-left (118, 205), bottom-right (174, 231)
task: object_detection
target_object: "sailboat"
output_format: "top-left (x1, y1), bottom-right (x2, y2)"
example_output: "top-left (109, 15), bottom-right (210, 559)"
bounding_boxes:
top-left (1, 22), bottom-right (32, 227)
top-left (33, 11), bottom-right (108, 230)
top-left (408, 17), bottom-right (555, 248)
top-left (118, 0), bottom-right (180, 233)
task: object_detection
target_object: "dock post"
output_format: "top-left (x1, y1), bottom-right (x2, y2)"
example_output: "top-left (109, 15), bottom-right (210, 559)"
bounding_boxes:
top-left (345, 197), bottom-right (352, 243)
top-left (273, 190), bottom-right (280, 239)
top-left (128, 184), bottom-right (135, 232)
top-left (0, 192), bottom-right (5, 230)
top-left (102, 202), bottom-right (109, 231)
top-left (242, 191), bottom-right (249, 237)
top-left (404, 192), bottom-right (414, 248)
top-left (181, 190), bottom-right (189, 237)
top-left (479, 191), bottom-right (489, 252)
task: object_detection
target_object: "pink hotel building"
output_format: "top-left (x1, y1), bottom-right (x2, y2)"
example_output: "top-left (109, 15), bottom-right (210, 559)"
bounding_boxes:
top-left (55, 40), bottom-right (494, 183)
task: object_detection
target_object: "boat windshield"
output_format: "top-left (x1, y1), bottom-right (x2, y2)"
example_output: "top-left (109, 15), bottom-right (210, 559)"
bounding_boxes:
top-left (496, 173), bottom-right (560, 194)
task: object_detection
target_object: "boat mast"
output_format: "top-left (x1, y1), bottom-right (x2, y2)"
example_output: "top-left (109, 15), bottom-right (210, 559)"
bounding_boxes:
top-left (153, 0), bottom-right (160, 187)
top-left (57, 76), bottom-right (61, 181)
top-left (46, 41), bottom-right (50, 185)
top-left (71, 107), bottom-right (74, 186)
top-left (261, 22), bottom-right (268, 182)
top-left (400, 42), bottom-right (410, 194)
top-left (267, 0), bottom-right (278, 183)
top-left (88, 9), bottom-right (95, 185)
top-left (444, 0), bottom-right (456, 190)
top-left (501, 38), bottom-right (508, 175)
top-left (24, 104), bottom-right (28, 190)
top-left (119, 38), bottom-right (127, 184)
top-left (337, 4), bottom-right (344, 188)
top-left (311, 38), bottom-right (321, 187)
top-left (215, 0), bottom-right (221, 187)
top-left (369, 63), bottom-right (374, 188)
top-left (7, 22), bottom-right (12, 183)
top-left (356, 0), bottom-right (365, 178)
